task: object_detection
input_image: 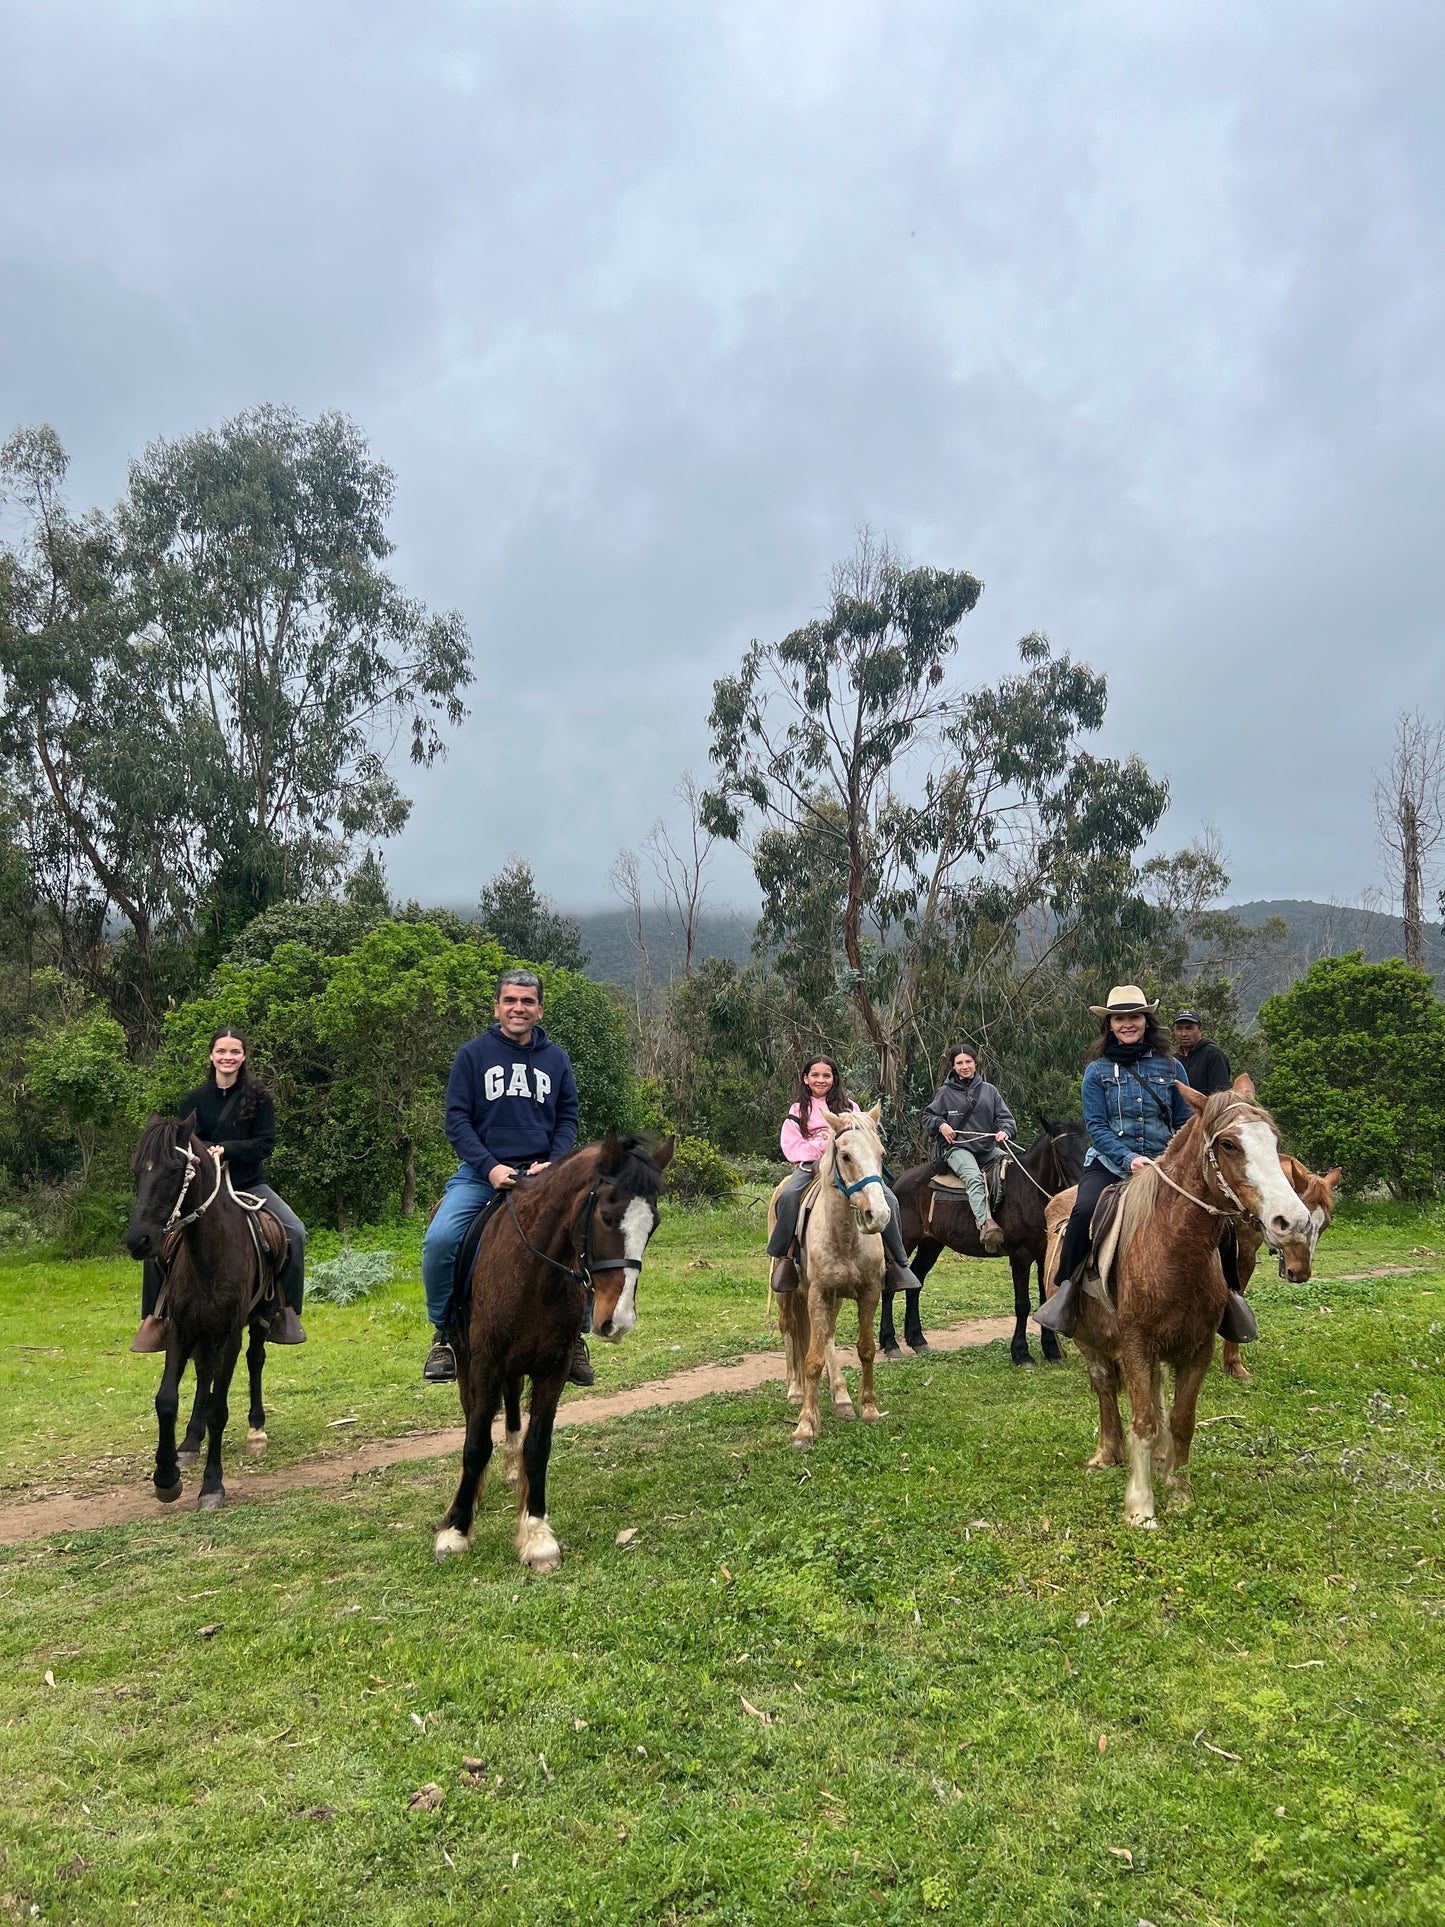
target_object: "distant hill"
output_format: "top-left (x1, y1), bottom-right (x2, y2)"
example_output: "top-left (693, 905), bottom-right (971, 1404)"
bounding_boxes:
top-left (574, 907), bottom-right (757, 987)
top-left (1230, 899), bottom-right (1445, 1016)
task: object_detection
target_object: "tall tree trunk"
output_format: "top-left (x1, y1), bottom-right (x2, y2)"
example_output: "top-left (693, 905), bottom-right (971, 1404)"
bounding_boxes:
top-left (1402, 796), bottom-right (1423, 971)
top-left (401, 1140), bottom-right (417, 1218)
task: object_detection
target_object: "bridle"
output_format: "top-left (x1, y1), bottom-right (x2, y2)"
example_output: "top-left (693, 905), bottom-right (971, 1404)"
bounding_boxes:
top-left (506, 1174), bottom-right (651, 1328)
top-left (828, 1121), bottom-right (888, 1215)
top-left (163, 1137), bottom-right (224, 1230)
top-left (1144, 1102), bottom-right (1267, 1236)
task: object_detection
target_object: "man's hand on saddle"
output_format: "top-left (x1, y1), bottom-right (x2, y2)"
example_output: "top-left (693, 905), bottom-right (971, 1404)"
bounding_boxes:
top-left (488, 1163), bottom-right (520, 1188)
top-left (526, 1161), bottom-right (550, 1175)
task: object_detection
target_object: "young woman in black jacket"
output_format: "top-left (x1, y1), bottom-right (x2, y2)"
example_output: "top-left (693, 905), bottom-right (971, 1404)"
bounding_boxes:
top-left (130, 1028), bottom-right (307, 1351)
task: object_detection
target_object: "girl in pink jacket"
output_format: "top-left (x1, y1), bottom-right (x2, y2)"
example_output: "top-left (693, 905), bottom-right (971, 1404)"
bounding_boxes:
top-left (767, 1056), bottom-right (921, 1295)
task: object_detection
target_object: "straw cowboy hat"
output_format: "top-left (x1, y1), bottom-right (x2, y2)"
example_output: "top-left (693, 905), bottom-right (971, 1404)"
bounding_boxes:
top-left (1089, 984), bottom-right (1160, 1017)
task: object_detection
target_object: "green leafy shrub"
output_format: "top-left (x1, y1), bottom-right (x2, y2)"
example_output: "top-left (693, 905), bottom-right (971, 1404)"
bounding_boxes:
top-left (307, 1248), bottom-right (395, 1307)
top-left (666, 1135), bottom-right (741, 1203)
top-left (1259, 953), bottom-right (1445, 1200)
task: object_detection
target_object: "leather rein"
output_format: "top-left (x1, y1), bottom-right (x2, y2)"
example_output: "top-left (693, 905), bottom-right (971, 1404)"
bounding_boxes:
top-left (1143, 1103), bottom-right (1267, 1235)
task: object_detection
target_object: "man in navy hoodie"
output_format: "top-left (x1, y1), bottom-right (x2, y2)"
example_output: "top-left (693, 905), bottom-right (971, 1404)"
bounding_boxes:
top-left (420, 969), bottom-right (585, 1385)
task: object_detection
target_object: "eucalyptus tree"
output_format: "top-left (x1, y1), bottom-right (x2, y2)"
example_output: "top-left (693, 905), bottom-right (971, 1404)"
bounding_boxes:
top-left (702, 534), bottom-right (1168, 1117)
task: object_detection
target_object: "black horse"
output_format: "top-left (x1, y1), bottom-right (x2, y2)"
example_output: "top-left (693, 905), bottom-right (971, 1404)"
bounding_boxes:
top-left (880, 1117), bottom-right (1088, 1367)
top-left (125, 1114), bottom-right (283, 1509)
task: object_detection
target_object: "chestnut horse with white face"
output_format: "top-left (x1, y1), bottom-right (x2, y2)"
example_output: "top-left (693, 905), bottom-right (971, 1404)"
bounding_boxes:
top-left (771, 1104), bottom-right (888, 1450)
top-left (434, 1131), bottom-right (672, 1573)
top-left (1042, 1075), bottom-right (1312, 1529)
top-left (1223, 1154), bottom-right (1342, 1381)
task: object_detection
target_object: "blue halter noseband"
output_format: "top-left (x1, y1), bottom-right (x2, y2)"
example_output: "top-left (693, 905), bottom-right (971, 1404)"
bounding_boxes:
top-left (831, 1127), bottom-right (886, 1200)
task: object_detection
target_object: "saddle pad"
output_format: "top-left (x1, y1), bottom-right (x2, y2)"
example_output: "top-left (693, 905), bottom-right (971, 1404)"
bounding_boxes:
top-left (928, 1171), bottom-right (969, 1194)
top-left (452, 1190), bottom-right (510, 1303)
top-left (929, 1163), bottom-right (1006, 1203)
top-left (1087, 1181), bottom-right (1128, 1301)
top-left (256, 1208), bottom-right (289, 1270)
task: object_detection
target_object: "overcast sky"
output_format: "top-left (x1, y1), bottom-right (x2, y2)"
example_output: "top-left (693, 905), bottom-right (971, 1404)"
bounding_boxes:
top-left (3, 0), bottom-right (1441, 913)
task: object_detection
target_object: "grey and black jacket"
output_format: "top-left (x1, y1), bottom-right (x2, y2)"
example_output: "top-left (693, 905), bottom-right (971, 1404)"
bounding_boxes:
top-left (922, 1074), bottom-right (1017, 1164)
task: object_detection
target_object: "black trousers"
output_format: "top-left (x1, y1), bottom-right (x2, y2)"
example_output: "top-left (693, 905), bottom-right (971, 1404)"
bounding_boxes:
top-left (1056, 1162), bottom-right (1241, 1289)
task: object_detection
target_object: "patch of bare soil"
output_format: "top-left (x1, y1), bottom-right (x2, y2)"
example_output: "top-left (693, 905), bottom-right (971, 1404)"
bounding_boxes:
top-left (0, 1315), bottom-right (1017, 1546)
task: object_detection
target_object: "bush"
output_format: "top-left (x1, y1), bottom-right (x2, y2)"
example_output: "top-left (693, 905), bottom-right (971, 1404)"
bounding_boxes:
top-left (307, 1247), bottom-right (395, 1307)
top-left (666, 1135), bottom-right (741, 1203)
top-left (1259, 953), bottom-right (1445, 1200)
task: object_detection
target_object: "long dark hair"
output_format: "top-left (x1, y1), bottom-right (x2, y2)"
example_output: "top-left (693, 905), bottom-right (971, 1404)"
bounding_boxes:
top-left (790, 1055), bottom-right (851, 1120)
top-left (1085, 1014), bottom-right (1174, 1062)
top-left (206, 1026), bottom-right (270, 1122)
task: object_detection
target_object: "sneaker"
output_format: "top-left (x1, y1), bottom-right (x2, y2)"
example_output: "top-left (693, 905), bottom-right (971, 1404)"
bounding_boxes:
top-left (129, 1314), bottom-right (167, 1355)
top-left (567, 1334), bottom-right (595, 1388)
top-left (423, 1333), bottom-right (457, 1383)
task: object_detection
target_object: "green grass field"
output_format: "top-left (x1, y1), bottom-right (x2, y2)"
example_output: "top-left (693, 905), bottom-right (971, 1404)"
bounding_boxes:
top-left (0, 1200), bottom-right (1442, 1923)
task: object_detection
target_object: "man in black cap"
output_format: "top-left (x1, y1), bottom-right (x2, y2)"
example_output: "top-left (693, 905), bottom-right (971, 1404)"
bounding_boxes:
top-left (1172, 1008), bottom-right (1232, 1097)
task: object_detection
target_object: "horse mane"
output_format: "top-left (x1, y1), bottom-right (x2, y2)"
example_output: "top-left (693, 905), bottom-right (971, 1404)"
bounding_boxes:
top-left (132, 1113), bottom-right (188, 1175)
top-left (1114, 1155), bottom-right (1162, 1265)
top-left (548, 1132), bottom-right (669, 1203)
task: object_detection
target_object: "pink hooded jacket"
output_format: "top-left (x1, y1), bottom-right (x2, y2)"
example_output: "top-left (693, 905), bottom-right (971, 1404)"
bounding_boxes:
top-left (780, 1096), bottom-right (861, 1167)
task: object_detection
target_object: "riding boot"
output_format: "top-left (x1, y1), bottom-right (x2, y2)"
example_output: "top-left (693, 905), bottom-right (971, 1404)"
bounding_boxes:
top-left (979, 1215), bottom-right (1006, 1254)
top-left (885, 1257), bottom-right (924, 1294)
top-left (129, 1314), bottom-right (167, 1354)
top-left (568, 1334), bottom-right (596, 1387)
top-left (266, 1305), bottom-right (306, 1345)
top-left (1217, 1291), bottom-right (1258, 1344)
top-left (1033, 1271), bottom-right (1082, 1336)
top-left (770, 1255), bottom-right (799, 1294)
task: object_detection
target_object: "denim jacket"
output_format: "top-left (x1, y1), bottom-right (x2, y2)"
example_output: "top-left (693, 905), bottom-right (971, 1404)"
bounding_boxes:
top-left (1081, 1052), bottom-right (1192, 1177)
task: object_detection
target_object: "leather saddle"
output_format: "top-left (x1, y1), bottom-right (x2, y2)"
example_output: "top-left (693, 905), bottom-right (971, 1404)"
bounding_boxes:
top-left (769, 1172), bottom-right (822, 1272)
top-left (444, 1190), bottom-right (511, 1331)
top-left (928, 1161), bottom-right (1006, 1205)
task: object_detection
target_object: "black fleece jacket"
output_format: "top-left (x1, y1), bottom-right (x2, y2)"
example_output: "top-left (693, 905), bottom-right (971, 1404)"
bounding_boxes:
top-left (176, 1081), bottom-right (276, 1188)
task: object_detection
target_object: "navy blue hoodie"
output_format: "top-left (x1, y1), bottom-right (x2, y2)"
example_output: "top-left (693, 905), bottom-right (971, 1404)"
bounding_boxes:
top-left (444, 1022), bottom-right (580, 1177)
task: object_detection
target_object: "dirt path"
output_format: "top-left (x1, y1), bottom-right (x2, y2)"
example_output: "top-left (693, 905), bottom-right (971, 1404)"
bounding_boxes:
top-left (0, 1315), bottom-right (1017, 1546)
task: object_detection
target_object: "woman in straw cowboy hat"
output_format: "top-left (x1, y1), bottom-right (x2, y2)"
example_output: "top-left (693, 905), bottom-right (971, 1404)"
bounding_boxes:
top-left (1037, 984), bottom-right (1195, 1336)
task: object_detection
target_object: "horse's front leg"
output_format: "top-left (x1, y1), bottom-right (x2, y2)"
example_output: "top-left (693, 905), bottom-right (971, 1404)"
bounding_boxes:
top-left (178, 1368), bottom-right (208, 1468)
top-left (435, 1384), bottom-right (499, 1561)
top-left (855, 1281), bottom-right (881, 1422)
top-left (245, 1324), bottom-right (268, 1452)
top-left (196, 1332), bottom-right (243, 1512)
top-left (1009, 1250), bottom-right (1036, 1366)
top-left (503, 1377), bottom-right (525, 1488)
top-left (153, 1339), bottom-right (189, 1502)
top-left (1119, 1340), bottom-right (1161, 1529)
top-left (792, 1284), bottom-right (833, 1449)
top-left (1164, 1344), bottom-right (1214, 1508)
top-left (515, 1370), bottom-right (568, 1573)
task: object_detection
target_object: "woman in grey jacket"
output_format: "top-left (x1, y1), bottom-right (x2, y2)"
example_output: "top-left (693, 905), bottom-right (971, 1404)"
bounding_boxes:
top-left (922, 1045), bottom-right (1017, 1253)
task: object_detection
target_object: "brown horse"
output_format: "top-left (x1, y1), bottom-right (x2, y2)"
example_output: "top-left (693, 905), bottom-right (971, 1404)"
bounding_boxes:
top-left (1040, 1076), bottom-right (1312, 1528)
top-left (1222, 1155), bottom-right (1342, 1381)
top-left (886, 1119), bottom-right (1089, 1365)
top-left (770, 1105), bottom-right (887, 1450)
top-left (124, 1115), bottom-right (283, 1510)
top-left (434, 1132), bottom-right (672, 1573)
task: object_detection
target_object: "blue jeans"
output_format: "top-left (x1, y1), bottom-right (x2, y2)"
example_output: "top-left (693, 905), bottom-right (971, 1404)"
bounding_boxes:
top-left (421, 1166), bottom-right (498, 1327)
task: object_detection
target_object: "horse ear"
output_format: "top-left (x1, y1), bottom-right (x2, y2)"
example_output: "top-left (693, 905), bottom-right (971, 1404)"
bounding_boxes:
top-left (653, 1136), bottom-right (675, 1171)
top-left (1324, 1166), bottom-right (1343, 1192)
top-left (178, 1110), bottom-right (198, 1136)
top-left (598, 1128), bottom-right (623, 1174)
top-left (821, 1107), bottom-right (849, 1132)
top-left (1231, 1072), bottom-right (1256, 1099)
top-left (1177, 1082), bottom-right (1207, 1113)
top-left (866, 1101), bottom-right (882, 1126)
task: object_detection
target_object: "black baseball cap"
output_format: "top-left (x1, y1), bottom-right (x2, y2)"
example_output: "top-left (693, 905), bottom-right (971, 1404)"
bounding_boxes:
top-left (1173, 1007), bottom-right (1204, 1026)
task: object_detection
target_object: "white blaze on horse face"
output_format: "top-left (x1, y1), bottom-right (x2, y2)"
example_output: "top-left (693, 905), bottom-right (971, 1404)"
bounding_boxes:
top-left (1238, 1120), bottom-right (1313, 1245)
top-left (600, 1197), bottom-right (652, 1340)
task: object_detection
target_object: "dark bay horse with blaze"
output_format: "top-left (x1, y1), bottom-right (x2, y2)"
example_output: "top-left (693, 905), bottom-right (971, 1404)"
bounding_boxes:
top-left (125, 1115), bottom-right (284, 1510)
top-left (435, 1131), bottom-right (672, 1574)
top-left (886, 1118), bottom-right (1088, 1365)
top-left (1041, 1077), bottom-right (1312, 1528)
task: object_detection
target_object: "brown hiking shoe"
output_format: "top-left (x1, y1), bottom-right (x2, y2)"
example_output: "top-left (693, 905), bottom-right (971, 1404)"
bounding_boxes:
top-left (129, 1314), bottom-right (167, 1354)
top-left (980, 1216), bottom-right (1006, 1254)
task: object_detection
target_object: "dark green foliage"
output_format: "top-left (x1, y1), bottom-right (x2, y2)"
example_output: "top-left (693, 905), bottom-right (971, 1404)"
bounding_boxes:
top-left (664, 1135), bottom-right (741, 1202)
top-left (477, 857), bottom-right (589, 972)
top-left (1260, 953), bottom-right (1445, 1199)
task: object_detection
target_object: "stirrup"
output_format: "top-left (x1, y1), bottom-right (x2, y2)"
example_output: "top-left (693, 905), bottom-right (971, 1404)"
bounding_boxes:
top-left (1033, 1273), bottom-right (1082, 1336)
top-left (1217, 1290), bottom-right (1258, 1344)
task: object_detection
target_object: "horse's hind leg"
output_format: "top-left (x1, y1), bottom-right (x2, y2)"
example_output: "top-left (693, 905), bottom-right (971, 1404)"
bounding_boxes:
top-left (856, 1284), bottom-right (881, 1423)
top-left (791, 1286), bottom-right (832, 1449)
top-left (503, 1378), bottom-right (525, 1488)
top-left (197, 1333), bottom-right (243, 1512)
top-left (245, 1325), bottom-right (268, 1452)
top-left (516, 1373), bottom-right (567, 1574)
top-left (153, 1341), bottom-right (189, 1502)
top-left (778, 1290), bottom-right (808, 1407)
top-left (878, 1287), bottom-right (900, 1357)
top-left (1078, 1340), bottom-right (1125, 1470)
top-left (436, 1378), bottom-right (499, 1561)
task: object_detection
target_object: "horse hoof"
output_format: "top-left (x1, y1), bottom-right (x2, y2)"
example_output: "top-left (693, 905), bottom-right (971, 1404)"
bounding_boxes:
top-left (790, 1434), bottom-right (814, 1452)
top-left (197, 1488), bottom-right (226, 1512)
top-left (246, 1428), bottom-right (267, 1453)
top-left (860, 1406), bottom-right (881, 1424)
top-left (155, 1480), bottom-right (183, 1504)
top-left (907, 1339), bottom-right (933, 1356)
top-left (1011, 1352), bottom-right (1038, 1369)
top-left (1167, 1481), bottom-right (1194, 1510)
top-left (833, 1402), bottom-right (857, 1421)
top-left (1084, 1451), bottom-right (1122, 1472)
top-left (516, 1514), bottom-right (562, 1575)
top-left (1224, 1362), bottom-right (1252, 1383)
top-left (1123, 1509), bottom-right (1157, 1530)
top-left (177, 1448), bottom-right (200, 1470)
top-left (785, 1390), bottom-right (803, 1408)
top-left (434, 1526), bottom-right (472, 1563)
top-left (879, 1342), bottom-right (903, 1360)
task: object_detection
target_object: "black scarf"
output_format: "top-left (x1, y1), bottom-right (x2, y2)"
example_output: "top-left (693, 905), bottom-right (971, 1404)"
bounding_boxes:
top-left (1101, 1036), bottom-right (1156, 1065)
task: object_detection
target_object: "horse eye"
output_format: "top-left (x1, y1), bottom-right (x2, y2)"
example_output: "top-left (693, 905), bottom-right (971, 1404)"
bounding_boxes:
top-left (1219, 1139), bottom-right (1239, 1154)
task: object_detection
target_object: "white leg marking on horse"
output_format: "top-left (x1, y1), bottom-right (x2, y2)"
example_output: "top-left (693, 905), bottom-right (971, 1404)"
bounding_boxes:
top-left (504, 1428), bottom-right (524, 1488)
top-left (434, 1525), bottom-right (472, 1561)
top-left (516, 1511), bottom-right (562, 1573)
top-left (1239, 1120), bottom-right (1312, 1242)
top-left (1123, 1430), bottom-right (1157, 1528)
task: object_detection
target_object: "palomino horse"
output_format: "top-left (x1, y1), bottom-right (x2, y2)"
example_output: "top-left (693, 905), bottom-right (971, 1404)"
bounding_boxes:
top-left (770, 1105), bottom-right (888, 1450)
top-left (435, 1132), bottom-right (672, 1574)
top-left (124, 1115), bottom-right (286, 1510)
top-left (1040, 1076), bottom-right (1312, 1529)
top-left (1222, 1155), bottom-right (1342, 1381)
top-left (887, 1118), bottom-right (1088, 1365)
